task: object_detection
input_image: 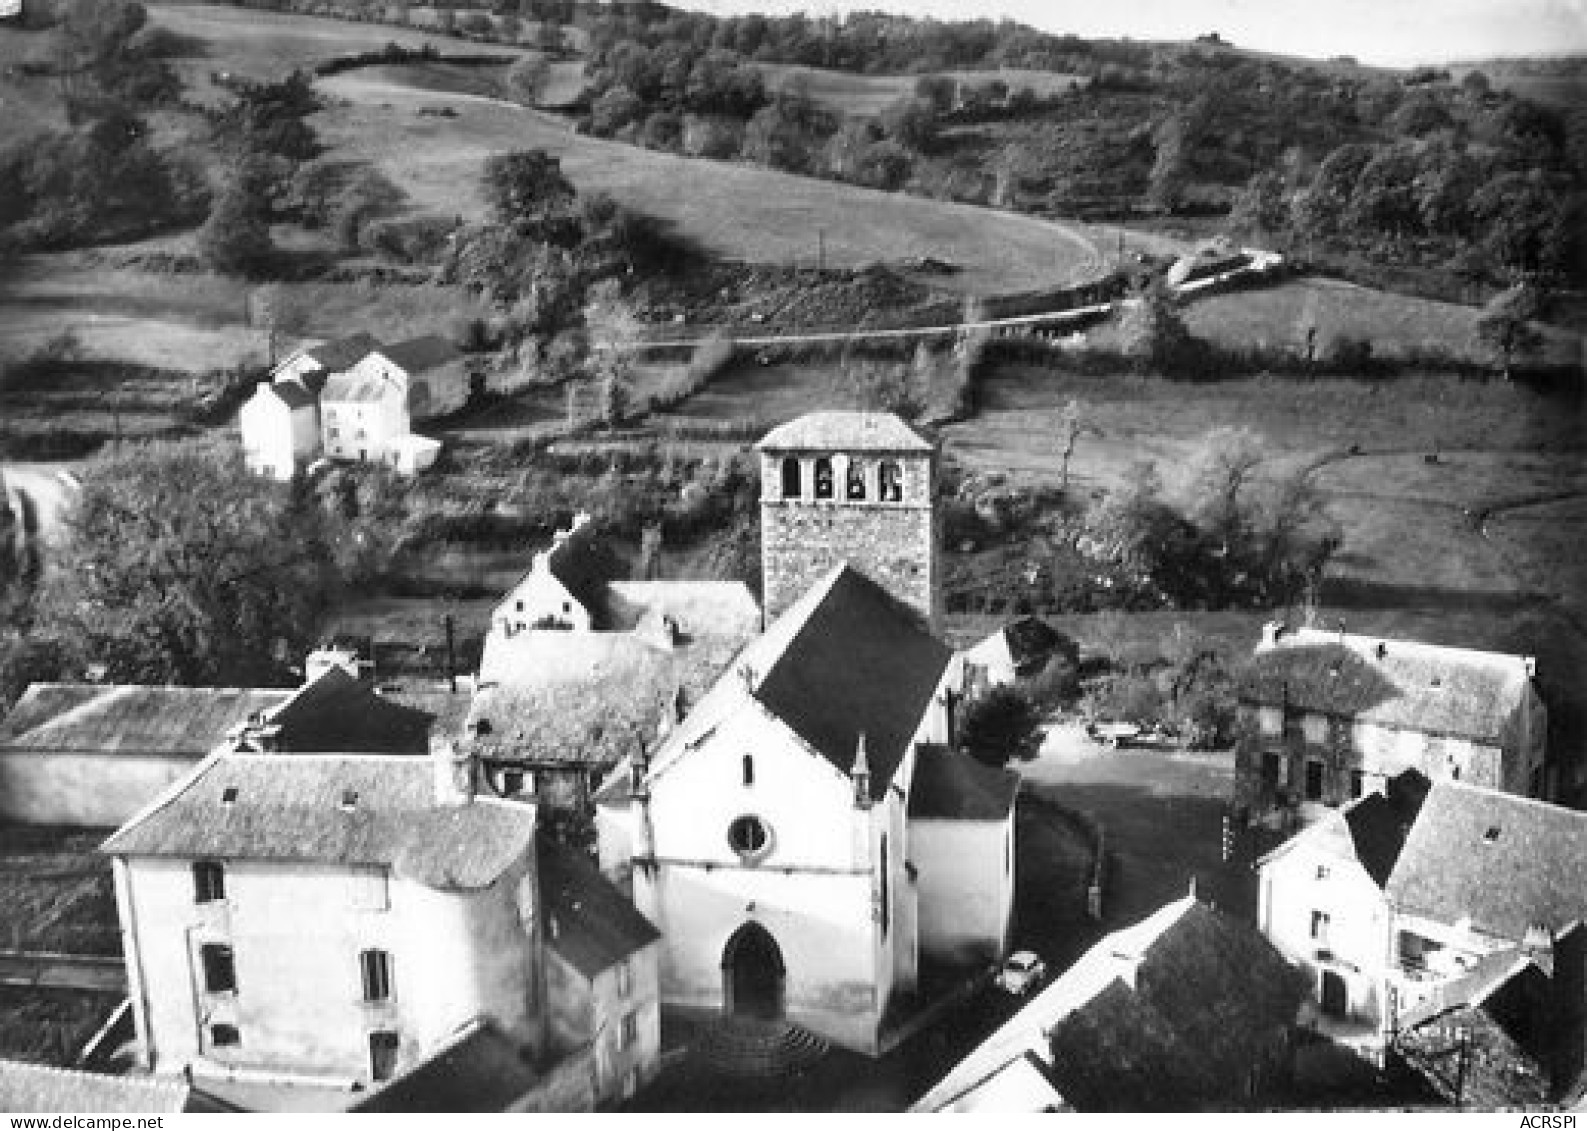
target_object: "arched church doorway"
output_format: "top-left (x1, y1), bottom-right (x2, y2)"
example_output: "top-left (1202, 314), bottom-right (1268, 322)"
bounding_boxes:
top-left (721, 922), bottom-right (785, 1019)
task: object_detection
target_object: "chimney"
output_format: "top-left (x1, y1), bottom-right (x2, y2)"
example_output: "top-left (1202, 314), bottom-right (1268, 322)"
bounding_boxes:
top-left (1522, 922), bottom-right (1555, 972)
top-left (430, 734), bottom-right (475, 807)
top-left (851, 733), bottom-right (872, 811)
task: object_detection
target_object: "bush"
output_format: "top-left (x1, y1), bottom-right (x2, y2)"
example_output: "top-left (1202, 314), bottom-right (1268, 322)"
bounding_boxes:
top-left (959, 684), bottom-right (1043, 767)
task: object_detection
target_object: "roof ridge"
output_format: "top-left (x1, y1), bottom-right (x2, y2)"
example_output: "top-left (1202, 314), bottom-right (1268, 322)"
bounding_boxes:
top-left (1430, 777), bottom-right (1587, 821)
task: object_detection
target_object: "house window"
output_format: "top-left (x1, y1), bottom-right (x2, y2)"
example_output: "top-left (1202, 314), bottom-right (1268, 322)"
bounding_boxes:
top-left (200, 944), bottom-right (237, 993)
top-left (329, 427), bottom-right (340, 439)
top-left (813, 458), bottom-right (833, 499)
top-left (369, 1031), bottom-right (400, 1083)
top-left (1350, 769), bottom-right (1365, 797)
top-left (618, 1011), bottom-right (638, 1050)
top-left (846, 460), bottom-right (866, 500)
top-left (781, 458), bottom-right (802, 498)
top-left (502, 768), bottom-right (526, 795)
top-left (742, 755), bottom-right (754, 787)
top-left (1261, 752), bottom-right (1281, 788)
top-left (616, 961), bottom-right (631, 998)
top-left (880, 835), bottom-right (890, 938)
top-left (1315, 865), bottom-right (1330, 881)
top-left (360, 949), bottom-right (393, 1002)
top-left (878, 461), bottom-right (902, 502)
top-left (1304, 759), bottom-right (1324, 801)
top-left (1310, 911), bottom-right (1330, 945)
top-left (193, 861), bottom-right (226, 903)
top-left (210, 1024), bottom-right (240, 1048)
top-left (727, 815), bottom-right (771, 861)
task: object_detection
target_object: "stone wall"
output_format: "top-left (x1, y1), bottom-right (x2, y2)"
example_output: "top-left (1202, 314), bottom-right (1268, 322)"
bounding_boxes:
top-left (761, 501), bottom-right (938, 630)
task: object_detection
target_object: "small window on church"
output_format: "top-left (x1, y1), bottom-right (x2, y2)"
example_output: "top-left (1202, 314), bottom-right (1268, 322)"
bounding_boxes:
top-left (879, 461), bottom-right (903, 502)
top-left (814, 458), bottom-right (834, 500)
top-left (846, 460), bottom-right (866, 500)
top-left (727, 815), bottom-right (771, 862)
top-left (781, 458), bottom-right (802, 498)
top-left (742, 755), bottom-right (754, 787)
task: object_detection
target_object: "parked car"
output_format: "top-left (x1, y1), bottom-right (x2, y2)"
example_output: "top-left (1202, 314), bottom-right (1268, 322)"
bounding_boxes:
top-left (994, 950), bottom-right (1048, 995)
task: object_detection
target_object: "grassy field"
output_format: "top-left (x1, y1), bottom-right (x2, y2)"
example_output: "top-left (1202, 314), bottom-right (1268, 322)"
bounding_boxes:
top-left (1159, 277), bottom-right (1582, 366)
top-left (0, 25), bottom-right (69, 144)
top-left (0, 827), bottom-right (119, 955)
top-left (313, 72), bottom-right (1109, 295)
top-left (754, 63), bottom-right (1087, 117)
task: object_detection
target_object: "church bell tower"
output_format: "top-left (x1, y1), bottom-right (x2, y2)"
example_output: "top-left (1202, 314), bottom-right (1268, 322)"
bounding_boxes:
top-left (756, 411), bottom-right (939, 632)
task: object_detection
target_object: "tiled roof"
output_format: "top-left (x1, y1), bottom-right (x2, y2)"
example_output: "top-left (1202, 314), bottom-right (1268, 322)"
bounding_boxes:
top-left (909, 743), bottom-right (1019, 821)
top-left (378, 336), bottom-right (462, 375)
top-left (348, 1019), bottom-right (540, 1113)
top-left (750, 565), bottom-right (952, 801)
top-left (1385, 780), bottom-right (1587, 943)
top-left (100, 753), bottom-right (536, 891)
top-left (756, 411), bottom-right (934, 453)
top-left (1003, 616), bottom-right (1077, 670)
top-left (471, 627), bottom-right (746, 768)
top-left (539, 838), bottom-right (660, 978)
top-left (1241, 628), bottom-right (1533, 743)
top-left (0, 1060), bottom-right (190, 1113)
top-left (914, 896), bottom-right (1306, 1113)
top-left (301, 332), bottom-right (383, 372)
top-left (322, 372), bottom-right (397, 404)
top-left (0, 684), bottom-right (292, 755)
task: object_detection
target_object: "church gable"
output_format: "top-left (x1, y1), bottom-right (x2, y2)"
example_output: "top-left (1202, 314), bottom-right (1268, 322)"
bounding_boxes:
top-left (647, 702), bottom-right (859, 871)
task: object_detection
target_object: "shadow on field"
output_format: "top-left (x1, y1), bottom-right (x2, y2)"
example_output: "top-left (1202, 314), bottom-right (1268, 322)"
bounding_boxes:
top-left (1324, 577), bottom-right (1551, 614)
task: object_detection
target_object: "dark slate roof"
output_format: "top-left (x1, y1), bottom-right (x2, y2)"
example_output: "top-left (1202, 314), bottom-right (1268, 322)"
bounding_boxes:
top-left (347, 1019), bottom-right (539, 1113)
top-left (270, 379), bottom-right (318, 410)
top-left (752, 566), bottom-right (953, 801)
top-left (546, 528), bottom-right (620, 623)
top-left (101, 754), bottom-right (536, 891)
top-left (1003, 615), bottom-right (1077, 671)
top-left (1385, 781), bottom-right (1587, 942)
top-left (380, 336), bottom-right (463, 375)
top-left (0, 684), bottom-right (291, 755)
top-left (270, 668), bottom-right (432, 755)
top-left (539, 838), bottom-right (660, 978)
top-left (1342, 770), bottom-right (1428, 887)
top-left (0, 1061), bottom-right (190, 1114)
top-left (910, 743), bottom-right (1020, 821)
top-left (302, 332), bottom-right (383, 373)
top-left (756, 411), bottom-right (933, 453)
top-left (1240, 629), bottom-right (1531, 743)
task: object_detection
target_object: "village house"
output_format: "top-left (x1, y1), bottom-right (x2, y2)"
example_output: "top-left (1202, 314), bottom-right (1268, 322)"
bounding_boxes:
top-left (320, 366), bottom-right (410, 467)
top-left (593, 412), bottom-right (1018, 1057)
top-left (962, 614), bottom-right (1079, 693)
top-left (341, 336), bottom-right (469, 421)
top-left (238, 333), bottom-right (383, 481)
top-left (270, 333), bottom-right (384, 391)
top-left (1233, 622), bottom-right (1549, 822)
top-left (490, 513), bottom-right (607, 634)
top-left (101, 743), bottom-right (549, 1096)
top-left (912, 892), bottom-right (1308, 1113)
top-left (0, 664), bottom-right (432, 827)
top-left (539, 837), bottom-right (663, 1106)
top-left (1257, 772), bottom-right (1587, 1072)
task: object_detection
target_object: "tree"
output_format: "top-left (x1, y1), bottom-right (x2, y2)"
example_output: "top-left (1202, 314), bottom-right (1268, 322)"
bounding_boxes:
top-left (481, 149), bottom-right (577, 236)
top-left (506, 54), bottom-right (552, 105)
top-left (958, 684), bottom-right (1043, 767)
top-left (1117, 282), bottom-right (1203, 376)
top-left (197, 178), bottom-right (274, 277)
top-left (1476, 283), bottom-right (1545, 378)
top-left (878, 95), bottom-right (937, 151)
top-left (35, 440), bottom-right (338, 686)
top-left (1226, 170), bottom-right (1288, 244)
top-left (1183, 424), bottom-right (1265, 550)
top-left (1057, 398), bottom-right (1092, 489)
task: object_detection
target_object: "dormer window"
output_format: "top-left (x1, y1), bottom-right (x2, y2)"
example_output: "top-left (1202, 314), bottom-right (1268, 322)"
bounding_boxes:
top-left (813, 458), bottom-right (833, 500)
top-left (846, 460), bottom-right (866, 500)
top-left (781, 458), bottom-right (802, 498)
top-left (1483, 825), bottom-right (1501, 843)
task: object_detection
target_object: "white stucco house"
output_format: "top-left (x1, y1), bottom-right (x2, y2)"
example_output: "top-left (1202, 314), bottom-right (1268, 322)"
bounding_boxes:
top-left (320, 368), bottom-right (410, 465)
top-left (1257, 772), bottom-right (1587, 1051)
top-left (238, 379), bottom-right (320, 482)
top-left (491, 513), bottom-right (602, 634)
top-left (343, 337), bottom-right (468, 422)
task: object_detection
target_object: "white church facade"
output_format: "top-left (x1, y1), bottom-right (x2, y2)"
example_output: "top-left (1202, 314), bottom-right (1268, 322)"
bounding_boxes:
top-left (596, 412), bottom-right (1018, 1055)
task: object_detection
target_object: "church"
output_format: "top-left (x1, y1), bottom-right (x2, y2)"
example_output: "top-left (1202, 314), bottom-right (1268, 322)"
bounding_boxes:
top-left (596, 412), bottom-right (1019, 1055)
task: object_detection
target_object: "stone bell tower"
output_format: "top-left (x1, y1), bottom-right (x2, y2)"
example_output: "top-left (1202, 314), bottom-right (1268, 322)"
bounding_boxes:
top-left (756, 411), bottom-right (939, 632)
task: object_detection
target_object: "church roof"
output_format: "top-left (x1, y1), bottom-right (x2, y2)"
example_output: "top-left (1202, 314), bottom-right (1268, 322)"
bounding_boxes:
top-left (756, 411), bottom-right (933, 454)
top-left (749, 565), bottom-right (952, 801)
top-left (910, 743), bottom-right (1020, 821)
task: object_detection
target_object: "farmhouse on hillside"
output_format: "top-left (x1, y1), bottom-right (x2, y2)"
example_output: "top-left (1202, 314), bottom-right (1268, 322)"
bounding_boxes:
top-left (1257, 771), bottom-right (1587, 1079)
top-left (1233, 622), bottom-right (1549, 822)
top-left (594, 411), bottom-right (1018, 1057)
